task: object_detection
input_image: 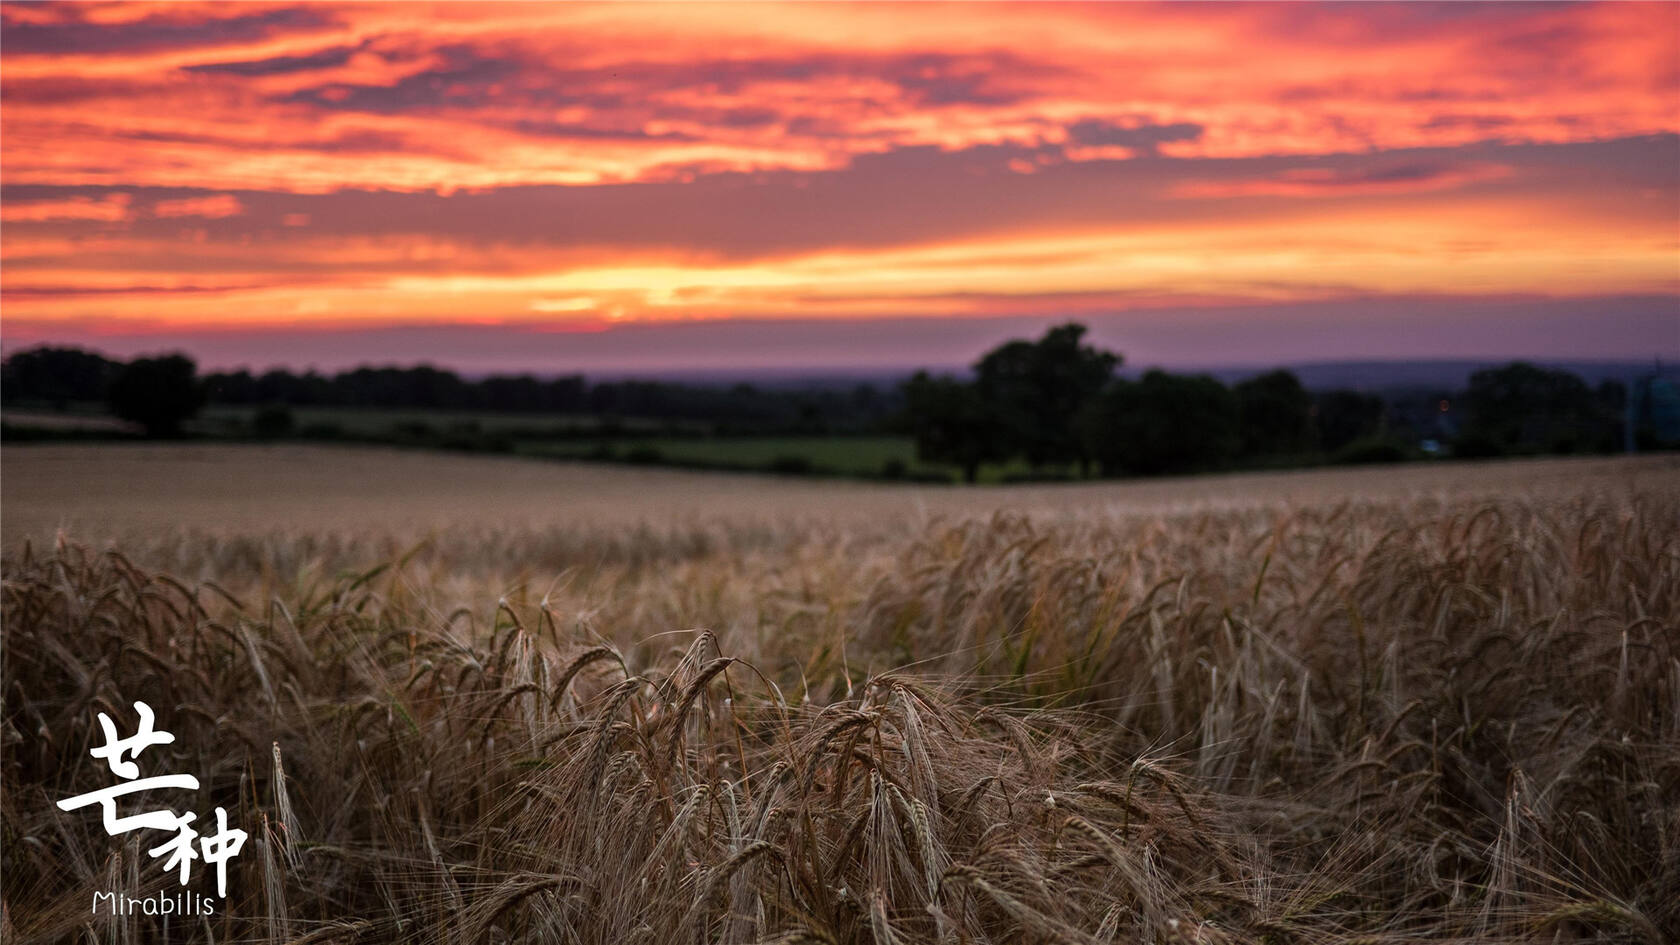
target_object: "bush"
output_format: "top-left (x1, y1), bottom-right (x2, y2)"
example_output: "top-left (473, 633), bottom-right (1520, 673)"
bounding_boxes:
top-left (999, 471), bottom-right (1077, 484)
top-left (879, 458), bottom-right (908, 480)
top-left (252, 405), bottom-right (295, 438)
top-left (0, 423), bottom-right (140, 442)
top-left (391, 420), bottom-right (436, 440)
top-left (624, 447), bottom-right (665, 465)
top-left (765, 455), bottom-right (814, 476)
top-left (1452, 432), bottom-right (1504, 459)
top-left (1331, 437), bottom-right (1409, 465)
top-left (439, 433), bottom-right (499, 452)
top-left (298, 422), bottom-right (345, 440)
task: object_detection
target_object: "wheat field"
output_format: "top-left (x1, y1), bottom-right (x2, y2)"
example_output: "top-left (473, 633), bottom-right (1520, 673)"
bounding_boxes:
top-left (3, 446), bottom-right (1677, 944)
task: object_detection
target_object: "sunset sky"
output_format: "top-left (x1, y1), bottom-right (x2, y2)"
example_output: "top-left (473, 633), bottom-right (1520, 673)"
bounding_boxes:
top-left (2, 1), bottom-right (1677, 374)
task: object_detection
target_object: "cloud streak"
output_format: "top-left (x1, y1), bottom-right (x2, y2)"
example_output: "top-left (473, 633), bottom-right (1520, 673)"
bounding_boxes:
top-left (1, 1), bottom-right (1675, 367)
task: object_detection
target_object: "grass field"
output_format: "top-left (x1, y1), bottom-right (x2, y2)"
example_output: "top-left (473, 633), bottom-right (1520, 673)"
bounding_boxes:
top-left (0, 409), bottom-right (140, 433)
top-left (522, 435), bottom-right (946, 477)
top-left (522, 436), bottom-right (1092, 482)
top-left (194, 404), bottom-right (682, 436)
top-left (14, 404), bottom-right (1020, 481)
top-left (3, 446), bottom-right (1677, 943)
top-left (199, 405), bottom-right (1042, 482)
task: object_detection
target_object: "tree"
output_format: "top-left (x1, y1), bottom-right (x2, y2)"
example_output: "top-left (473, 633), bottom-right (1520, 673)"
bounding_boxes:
top-left (1233, 369), bottom-right (1313, 457)
top-left (1313, 389), bottom-right (1386, 452)
top-left (1460, 362), bottom-right (1603, 455)
top-left (901, 371), bottom-right (1007, 483)
top-left (336, 364), bottom-right (471, 409)
top-left (1081, 370), bottom-right (1239, 476)
top-left (974, 323), bottom-right (1119, 471)
top-left (1, 346), bottom-right (121, 408)
top-left (203, 369), bottom-right (258, 404)
top-left (108, 354), bottom-right (203, 437)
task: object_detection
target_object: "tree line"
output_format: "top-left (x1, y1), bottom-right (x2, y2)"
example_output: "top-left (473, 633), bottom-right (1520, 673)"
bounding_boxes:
top-left (1, 331), bottom-right (1654, 479)
top-left (903, 324), bottom-right (1637, 481)
top-left (0, 347), bottom-right (894, 436)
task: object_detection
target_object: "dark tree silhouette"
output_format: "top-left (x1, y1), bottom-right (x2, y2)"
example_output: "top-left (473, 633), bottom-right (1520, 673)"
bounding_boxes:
top-left (901, 371), bottom-right (1007, 483)
top-left (1313, 389), bottom-right (1386, 452)
top-left (1461, 362), bottom-right (1607, 454)
top-left (1233, 369), bottom-right (1314, 457)
top-left (1082, 370), bottom-right (1239, 475)
top-left (1, 346), bottom-right (121, 408)
top-left (107, 354), bottom-right (203, 437)
top-left (974, 323), bottom-right (1119, 471)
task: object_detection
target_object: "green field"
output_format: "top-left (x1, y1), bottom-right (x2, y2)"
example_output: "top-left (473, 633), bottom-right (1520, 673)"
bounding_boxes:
top-left (521, 435), bottom-right (1092, 482)
top-left (194, 404), bottom-right (688, 436)
top-left (523, 434), bottom-right (928, 476)
top-left (13, 404), bottom-right (1080, 483)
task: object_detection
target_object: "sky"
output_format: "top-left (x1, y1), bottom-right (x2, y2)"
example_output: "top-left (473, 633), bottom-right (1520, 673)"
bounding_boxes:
top-left (2, 1), bottom-right (1677, 374)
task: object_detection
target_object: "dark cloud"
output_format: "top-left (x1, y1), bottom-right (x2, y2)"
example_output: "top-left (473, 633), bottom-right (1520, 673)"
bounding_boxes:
top-left (505, 120), bottom-right (697, 142)
top-left (881, 52), bottom-right (1047, 106)
top-left (276, 47), bottom-right (1065, 118)
top-left (1230, 161), bottom-right (1492, 192)
top-left (0, 76), bottom-right (147, 105)
top-left (184, 44), bottom-right (359, 77)
top-left (711, 107), bottom-right (783, 129)
top-left (1, 6), bottom-right (336, 57)
top-left (280, 43), bottom-right (522, 112)
top-left (119, 127), bottom-right (423, 155)
top-left (1247, 2), bottom-right (1573, 47)
top-left (5, 134), bottom-right (1670, 264)
top-left (1065, 119), bottom-right (1204, 153)
top-left (1344, 162), bottom-right (1464, 184)
top-left (1420, 114), bottom-right (1516, 132)
top-left (0, 284), bottom-right (263, 299)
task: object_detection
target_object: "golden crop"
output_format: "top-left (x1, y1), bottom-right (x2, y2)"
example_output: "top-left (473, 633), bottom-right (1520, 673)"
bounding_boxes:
top-left (3, 447), bottom-right (1676, 943)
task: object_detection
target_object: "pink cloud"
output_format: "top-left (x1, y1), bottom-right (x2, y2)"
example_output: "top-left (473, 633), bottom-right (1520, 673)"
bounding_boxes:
top-left (0, 3), bottom-right (1673, 371)
top-left (0, 193), bottom-right (132, 222)
top-left (151, 194), bottom-right (246, 218)
top-left (1173, 162), bottom-right (1513, 199)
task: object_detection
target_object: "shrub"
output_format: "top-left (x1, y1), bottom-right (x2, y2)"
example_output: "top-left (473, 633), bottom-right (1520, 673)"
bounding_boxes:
top-left (252, 404), bottom-right (295, 438)
top-left (1331, 436), bottom-right (1410, 465)
top-left (298, 421), bottom-right (345, 440)
top-left (765, 455), bottom-right (814, 475)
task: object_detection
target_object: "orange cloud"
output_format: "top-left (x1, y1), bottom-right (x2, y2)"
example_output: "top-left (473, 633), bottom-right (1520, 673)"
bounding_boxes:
top-left (1173, 162), bottom-right (1513, 199)
top-left (3, 2), bottom-right (1675, 192)
top-left (1, 2), bottom-right (1675, 365)
top-left (151, 193), bottom-right (245, 218)
top-left (0, 192), bottom-right (132, 222)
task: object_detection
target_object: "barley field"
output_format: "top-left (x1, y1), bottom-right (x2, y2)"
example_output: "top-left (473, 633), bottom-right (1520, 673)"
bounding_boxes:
top-left (3, 445), bottom-right (1677, 944)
